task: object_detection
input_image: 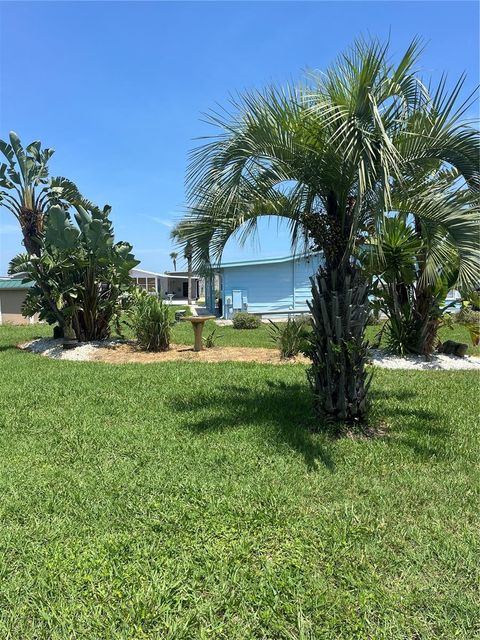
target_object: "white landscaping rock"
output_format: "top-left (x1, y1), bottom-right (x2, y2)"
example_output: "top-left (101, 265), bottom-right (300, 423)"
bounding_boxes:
top-left (369, 349), bottom-right (480, 371)
top-left (19, 339), bottom-right (480, 370)
top-left (20, 338), bottom-right (120, 361)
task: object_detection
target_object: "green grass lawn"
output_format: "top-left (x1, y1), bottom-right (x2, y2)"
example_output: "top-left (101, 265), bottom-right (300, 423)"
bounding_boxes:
top-left (0, 324), bottom-right (479, 639)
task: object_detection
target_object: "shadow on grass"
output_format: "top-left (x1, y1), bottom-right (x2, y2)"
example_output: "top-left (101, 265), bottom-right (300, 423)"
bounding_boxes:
top-left (0, 345), bottom-right (17, 352)
top-left (370, 388), bottom-right (450, 460)
top-left (168, 379), bottom-right (335, 472)
top-left (169, 375), bottom-right (453, 467)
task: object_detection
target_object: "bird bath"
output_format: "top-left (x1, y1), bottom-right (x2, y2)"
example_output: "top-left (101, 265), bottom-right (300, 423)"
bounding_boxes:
top-left (184, 316), bottom-right (216, 351)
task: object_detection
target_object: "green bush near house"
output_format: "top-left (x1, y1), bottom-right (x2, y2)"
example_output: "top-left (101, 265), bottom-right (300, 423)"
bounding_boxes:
top-left (232, 312), bottom-right (261, 330)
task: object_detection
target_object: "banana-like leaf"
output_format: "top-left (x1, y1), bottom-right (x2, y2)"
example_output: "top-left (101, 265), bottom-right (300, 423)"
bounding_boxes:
top-left (44, 206), bottom-right (80, 249)
top-left (73, 203), bottom-right (92, 228)
top-left (9, 132), bottom-right (27, 181)
top-left (26, 141), bottom-right (41, 160)
top-left (0, 139), bottom-right (14, 164)
top-left (83, 219), bottom-right (113, 254)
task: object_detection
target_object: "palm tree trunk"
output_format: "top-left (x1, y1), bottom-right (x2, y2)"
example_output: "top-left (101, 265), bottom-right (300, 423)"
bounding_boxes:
top-left (306, 194), bottom-right (371, 427)
top-left (308, 264), bottom-right (372, 426)
top-left (20, 206), bottom-right (43, 256)
top-left (187, 255), bottom-right (193, 304)
top-left (414, 284), bottom-right (439, 354)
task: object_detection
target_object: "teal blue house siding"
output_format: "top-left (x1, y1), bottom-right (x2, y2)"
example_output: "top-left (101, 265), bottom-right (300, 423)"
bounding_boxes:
top-left (220, 253), bottom-right (323, 318)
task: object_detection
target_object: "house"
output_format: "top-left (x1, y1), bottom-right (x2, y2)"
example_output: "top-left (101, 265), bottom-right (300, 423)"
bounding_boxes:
top-left (129, 268), bottom-right (203, 300)
top-left (217, 253), bottom-right (323, 319)
top-left (165, 271), bottom-right (205, 298)
top-left (0, 277), bottom-right (37, 325)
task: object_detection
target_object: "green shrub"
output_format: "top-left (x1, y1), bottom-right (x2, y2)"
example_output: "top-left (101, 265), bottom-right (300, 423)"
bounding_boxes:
top-left (457, 307), bottom-right (480, 326)
top-left (128, 292), bottom-right (173, 351)
top-left (268, 316), bottom-right (312, 358)
top-left (232, 312), bottom-right (261, 330)
top-left (457, 303), bottom-right (480, 346)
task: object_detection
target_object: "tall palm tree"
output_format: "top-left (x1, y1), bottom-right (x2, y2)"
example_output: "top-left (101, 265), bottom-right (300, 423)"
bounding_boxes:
top-left (169, 251), bottom-right (178, 271)
top-left (177, 39), bottom-right (479, 426)
top-left (0, 131), bottom-right (80, 255)
top-left (171, 228), bottom-right (194, 304)
top-left (184, 240), bottom-right (193, 304)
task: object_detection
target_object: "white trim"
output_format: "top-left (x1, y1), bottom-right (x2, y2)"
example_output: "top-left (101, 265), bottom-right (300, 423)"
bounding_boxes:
top-left (130, 268), bottom-right (166, 277)
top-left (130, 268), bottom-right (200, 280)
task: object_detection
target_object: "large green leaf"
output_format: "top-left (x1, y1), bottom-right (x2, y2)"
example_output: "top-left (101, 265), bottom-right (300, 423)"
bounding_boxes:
top-left (0, 139), bottom-right (14, 164)
top-left (83, 219), bottom-right (113, 254)
top-left (44, 206), bottom-right (80, 249)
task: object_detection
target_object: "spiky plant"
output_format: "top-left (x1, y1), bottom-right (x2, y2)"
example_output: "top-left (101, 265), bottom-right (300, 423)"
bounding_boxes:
top-left (128, 291), bottom-right (172, 351)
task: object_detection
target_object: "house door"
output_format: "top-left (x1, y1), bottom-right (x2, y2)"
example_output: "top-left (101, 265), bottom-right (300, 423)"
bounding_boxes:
top-left (182, 282), bottom-right (188, 297)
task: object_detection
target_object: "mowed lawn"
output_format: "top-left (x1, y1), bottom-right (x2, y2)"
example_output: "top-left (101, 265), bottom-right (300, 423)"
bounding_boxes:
top-left (0, 324), bottom-right (479, 639)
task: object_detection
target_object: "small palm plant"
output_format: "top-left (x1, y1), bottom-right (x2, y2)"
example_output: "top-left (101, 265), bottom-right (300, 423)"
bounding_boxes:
top-left (458, 292), bottom-right (480, 346)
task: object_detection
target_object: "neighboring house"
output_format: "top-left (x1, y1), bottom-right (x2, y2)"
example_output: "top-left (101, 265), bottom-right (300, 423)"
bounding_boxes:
top-left (0, 277), bottom-right (37, 325)
top-left (164, 271), bottom-right (205, 298)
top-left (217, 253), bottom-right (323, 319)
top-left (129, 268), bottom-right (202, 299)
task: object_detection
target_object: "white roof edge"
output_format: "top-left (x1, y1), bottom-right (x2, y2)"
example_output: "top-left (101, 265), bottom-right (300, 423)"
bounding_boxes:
top-left (130, 268), bottom-right (200, 279)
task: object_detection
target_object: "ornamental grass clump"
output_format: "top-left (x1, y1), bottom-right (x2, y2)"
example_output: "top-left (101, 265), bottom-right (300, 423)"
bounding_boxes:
top-left (268, 316), bottom-right (312, 358)
top-left (129, 292), bottom-right (172, 351)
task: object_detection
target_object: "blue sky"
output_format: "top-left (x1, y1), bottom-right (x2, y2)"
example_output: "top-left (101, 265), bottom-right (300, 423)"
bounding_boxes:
top-left (0, 1), bottom-right (478, 274)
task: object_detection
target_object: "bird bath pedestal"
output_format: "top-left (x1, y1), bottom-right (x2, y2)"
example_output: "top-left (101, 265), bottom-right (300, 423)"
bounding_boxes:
top-left (184, 316), bottom-right (216, 351)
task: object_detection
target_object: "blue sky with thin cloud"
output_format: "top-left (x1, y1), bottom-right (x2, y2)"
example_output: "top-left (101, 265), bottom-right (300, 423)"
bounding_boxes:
top-left (1, 1), bottom-right (478, 274)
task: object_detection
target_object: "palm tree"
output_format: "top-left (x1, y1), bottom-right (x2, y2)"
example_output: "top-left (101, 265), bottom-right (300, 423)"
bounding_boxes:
top-left (171, 228), bottom-right (194, 304)
top-left (177, 39), bottom-right (479, 426)
top-left (169, 251), bottom-right (178, 271)
top-left (184, 240), bottom-right (193, 304)
top-left (365, 171), bottom-right (479, 354)
top-left (0, 131), bottom-right (80, 255)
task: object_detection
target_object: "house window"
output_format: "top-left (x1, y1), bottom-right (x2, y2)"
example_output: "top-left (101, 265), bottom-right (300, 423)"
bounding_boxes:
top-left (147, 278), bottom-right (156, 292)
top-left (136, 277), bottom-right (147, 290)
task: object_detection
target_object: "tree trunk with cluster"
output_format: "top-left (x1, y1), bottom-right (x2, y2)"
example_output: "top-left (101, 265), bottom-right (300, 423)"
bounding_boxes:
top-left (304, 193), bottom-right (372, 426)
top-left (308, 266), bottom-right (371, 424)
top-left (19, 204), bottom-right (44, 256)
